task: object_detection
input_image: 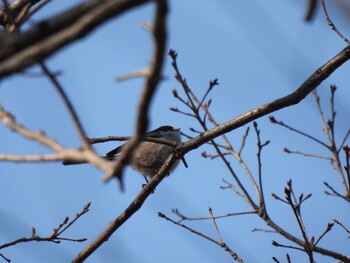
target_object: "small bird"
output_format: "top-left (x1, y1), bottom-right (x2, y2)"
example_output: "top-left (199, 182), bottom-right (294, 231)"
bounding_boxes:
top-left (63, 125), bottom-right (182, 179)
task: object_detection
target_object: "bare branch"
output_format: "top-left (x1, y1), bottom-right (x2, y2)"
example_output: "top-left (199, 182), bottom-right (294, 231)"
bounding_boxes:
top-left (269, 116), bottom-right (330, 149)
top-left (220, 179), bottom-right (251, 205)
top-left (333, 219), bottom-right (350, 237)
top-left (196, 78), bottom-right (218, 112)
top-left (237, 127), bottom-right (250, 156)
top-left (0, 202), bottom-right (90, 251)
top-left (253, 122), bottom-right (269, 210)
top-left (170, 50), bottom-right (260, 209)
top-left (0, 253), bottom-right (10, 263)
top-left (24, 0), bottom-right (49, 21)
top-left (116, 68), bottom-right (150, 82)
top-left (0, 106), bottom-right (63, 152)
top-left (312, 223), bottom-right (334, 248)
top-left (321, 0), bottom-right (350, 45)
top-left (55, 202), bottom-right (91, 237)
top-left (338, 129), bottom-right (350, 153)
top-left (40, 62), bottom-right (92, 149)
top-left (158, 212), bottom-right (244, 263)
top-left (0, 0), bottom-right (40, 28)
top-left (0, 105), bottom-right (113, 173)
top-left (0, 153), bottom-right (65, 162)
top-left (178, 46), bottom-right (350, 153)
top-left (283, 148), bottom-right (333, 161)
top-left (104, 0), bottom-right (168, 184)
top-left (172, 208), bottom-right (256, 223)
top-left (251, 228), bottom-right (277, 233)
top-left (284, 181), bottom-right (314, 262)
top-left (272, 241), bottom-right (306, 253)
top-left (209, 207), bottom-right (223, 243)
top-left (304, 0), bottom-right (317, 21)
top-left (323, 182), bottom-right (349, 202)
top-left (0, 0), bottom-right (151, 78)
top-left (73, 148), bottom-right (181, 262)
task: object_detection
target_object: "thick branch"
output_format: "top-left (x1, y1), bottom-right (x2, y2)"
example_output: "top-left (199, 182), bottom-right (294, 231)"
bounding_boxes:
top-left (0, 0), bottom-right (150, 78)
top-left (0, 0), bottom-right (40, 27)
top-left (180, 46), bottom-right (350, 153)
top-left (72, 150), bottom-right (178, 262)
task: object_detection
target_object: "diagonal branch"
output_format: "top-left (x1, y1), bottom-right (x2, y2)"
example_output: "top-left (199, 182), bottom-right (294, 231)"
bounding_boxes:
top-left (0, 0), bottom-right (40, 28)
top-left (73, 146), bottom-right (180, 262)
top-left (0, 0), bottom-right (151, 78)
top-left (0, 105), bottom-right (112, 173)
top-left (158, 211), bottom-right (244, 262)
top-left (39, 62), bottom-right (91, 149)
top-left (180, 45), bottom-right (350, 153)
top-left (104, 0), bottom-right (168, 184)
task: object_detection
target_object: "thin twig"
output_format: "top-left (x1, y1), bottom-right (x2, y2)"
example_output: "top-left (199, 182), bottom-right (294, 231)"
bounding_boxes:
top-left (172, 208), bottom-right (256, 223)
top-left (284, 181), bottom-right (314, 262)
top-left (158, 212), bottom-right (244, 262)
top-left (0, 106), bottom-right (63, 152)
top-left (116, 68), bottom-right (150, 82)
top-left (343, 145), bottom-right (350, 196)
top-left (39, 62), bottom-right (91, 149)
top-left (283, 148), bottom-right (333, 161)
top-left (170, 107), bottom-right (196, 118)
top-left (251, 228), bottom-right (277, 233)
top-left (333, 219), bottom-right (350, 236)
top-left (170, 49), bottom-right (260, 210)
top-left (312, 223), bottom-right (334, 248)
top-left (201, 151), bottom-right (231, 160)
top-left (304, 0), bottom-right (317, 21)
top-left (208, 207), bottom-right (223, 243)
top-left (56, 202), bottom-right (91, 237)
top-left (271, 193), bottom-right (289, 204)
top-left (196, 78), bottom-right (218, 112)
top-left (0, 153), bottom-right (66, 162)
top-left (237, 127), bottom-right (250, 156)
top-left (0, 202), bottom-right (90, 250)
top-left (24, 0), bottom-right (49, 21)
top-left (221, 179), bottom-right (250, 205)
top-left (0, 253), bottom-right (10, 263)
top-left (269, 116), bottom-right (330, 149)
top-left (272, 241), bottom-right (306, 253)
top-left (253, 122), bottom-right (269, 211)
top-left (321, 0), bottom-right (350, 45)
top-left (338, 129), bottom-right (350, 153)
top-left (323, 182), bottom-right (349, 202)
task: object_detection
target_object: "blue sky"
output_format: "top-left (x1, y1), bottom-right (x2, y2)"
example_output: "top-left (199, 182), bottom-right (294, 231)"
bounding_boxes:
top-left (0, 1), bottom-right (349, 262)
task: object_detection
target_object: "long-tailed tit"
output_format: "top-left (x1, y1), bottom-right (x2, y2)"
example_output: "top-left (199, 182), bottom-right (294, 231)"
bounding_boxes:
top-left (63, 125), bottom-right (182, 178)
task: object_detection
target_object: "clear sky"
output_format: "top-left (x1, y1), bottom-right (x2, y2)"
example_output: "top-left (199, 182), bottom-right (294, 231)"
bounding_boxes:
top-left (0, 1), bottom-right (349, 262)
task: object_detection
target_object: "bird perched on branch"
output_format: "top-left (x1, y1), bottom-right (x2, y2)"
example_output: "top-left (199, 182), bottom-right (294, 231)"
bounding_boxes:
top-left (63, 125), bottom-right (182, 179)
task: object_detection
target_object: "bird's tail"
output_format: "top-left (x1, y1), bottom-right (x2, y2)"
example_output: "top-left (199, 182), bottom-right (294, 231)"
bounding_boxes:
top-left (62, 156), bottom-right (116, 165)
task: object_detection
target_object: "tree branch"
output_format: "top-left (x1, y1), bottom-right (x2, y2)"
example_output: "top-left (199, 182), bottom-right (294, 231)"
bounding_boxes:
top-left (179, 45), bottom-right (350, 153)
top-left (104, 0), bottom-right (168, 184)
top-left (72, 148), bottom-right (179, 262)
top-left (0, 0), bottom-right (151, 78)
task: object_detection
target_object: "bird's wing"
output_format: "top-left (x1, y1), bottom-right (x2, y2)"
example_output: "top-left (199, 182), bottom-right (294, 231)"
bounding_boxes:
top-left (106, 144), bottom-right (125, 157)
top-left (105, 130), bottom-right (161, 157)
